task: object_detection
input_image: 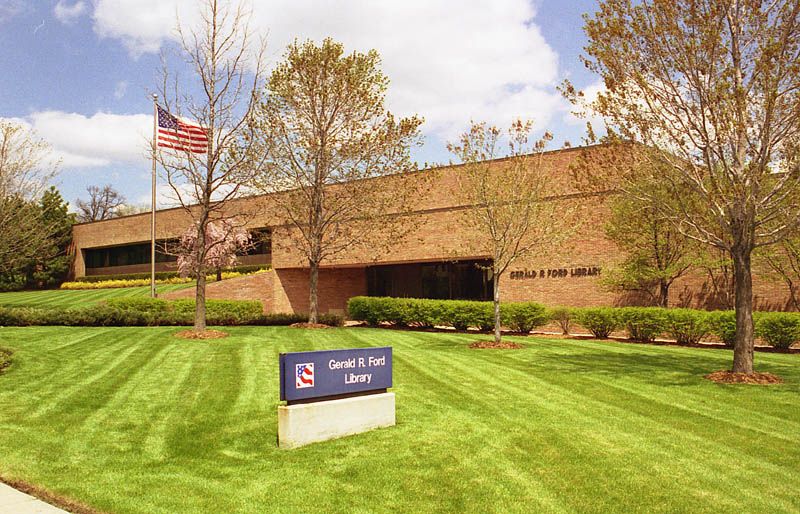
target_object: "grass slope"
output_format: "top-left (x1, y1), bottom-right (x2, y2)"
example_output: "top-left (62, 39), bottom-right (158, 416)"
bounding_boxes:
top-left (0, 284), bottom-right (192, 309)
top-left (0, 327), bottom-right (797, 513)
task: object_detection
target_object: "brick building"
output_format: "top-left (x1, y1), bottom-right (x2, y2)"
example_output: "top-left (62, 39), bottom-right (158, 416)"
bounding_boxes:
top-left (70, 145), bottom-right (792, 314)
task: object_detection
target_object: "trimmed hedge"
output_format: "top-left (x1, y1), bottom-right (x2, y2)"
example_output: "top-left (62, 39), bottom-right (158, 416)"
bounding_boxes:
top-left (573, 308), bottom-right (620, 338)
top-left (0, 298), bottom-right (343, 328)
top-left (62, 268), bottom-right (271, 290)
top-left (503, 302), bottom-right (549, 333)
top-left (74, 265), bottom-right (270, 283)
top-left (708, 311), bottom-right (737, 347)
top-left (756, 312), bottom-right (800, 349)
top-left (617, 307), bottom-right (668, 342)
top-left (664, 309), bottom-right (710, 345)
top-left (347, 296), bottom-right (548, 333)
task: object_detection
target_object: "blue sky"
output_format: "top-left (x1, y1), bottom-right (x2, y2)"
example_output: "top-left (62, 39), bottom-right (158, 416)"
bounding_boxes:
top-left (0, 0), bottom-right (603, 210)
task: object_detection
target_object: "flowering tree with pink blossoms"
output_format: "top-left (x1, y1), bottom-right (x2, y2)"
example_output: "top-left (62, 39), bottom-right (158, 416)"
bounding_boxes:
top-left (177, 219), bottom-right (251, 283)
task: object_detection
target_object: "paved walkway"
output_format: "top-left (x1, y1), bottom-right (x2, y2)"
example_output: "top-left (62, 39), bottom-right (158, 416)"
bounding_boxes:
top-left (0, 482), bottom-right (68, 513)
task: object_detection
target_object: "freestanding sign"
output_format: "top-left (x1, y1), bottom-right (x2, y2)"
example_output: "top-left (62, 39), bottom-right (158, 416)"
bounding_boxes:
top-left (277, 347), bottom-right (395, 448)
top-left (279, 347), bottom-right (392, 403)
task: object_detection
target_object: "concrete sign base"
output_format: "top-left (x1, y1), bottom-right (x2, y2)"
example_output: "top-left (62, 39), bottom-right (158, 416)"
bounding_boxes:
top-left (278, 392), bottom-right (396, 449)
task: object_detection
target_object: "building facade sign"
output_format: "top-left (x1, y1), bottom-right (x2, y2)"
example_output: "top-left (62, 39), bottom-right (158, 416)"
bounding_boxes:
top-left (509, 266), bottom-right (602, 280)
top-left (279, 347), bottom-right (393, 403)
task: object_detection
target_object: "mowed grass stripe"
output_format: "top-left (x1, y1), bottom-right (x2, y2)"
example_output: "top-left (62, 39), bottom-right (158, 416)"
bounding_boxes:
top-left (387, 334), bottom-right (800, 512)
top-left (0, 326), bottom-right (797, 513)
top-left (0, 284), bottom-right (193, 309)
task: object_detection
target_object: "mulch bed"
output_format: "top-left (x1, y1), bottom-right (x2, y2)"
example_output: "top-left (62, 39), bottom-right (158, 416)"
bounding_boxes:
top-left (704, 370), bottom-right (784, 385)
top-left (290, 322), bottom-right (330, 329)
top-left (469, 340), bottom-right (524, 350)
top-left (174, 329), bottom-right (229, 339)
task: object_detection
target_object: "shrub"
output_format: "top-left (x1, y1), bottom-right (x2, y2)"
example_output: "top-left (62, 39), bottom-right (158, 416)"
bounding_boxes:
top-left (0, 299), bottom-right (276, 327)
top-left (106, 297), bottom-right (170, 314)
top-left (74, 265), bottom-right (270, 283)
top-left (709, 311), bottom-right (737, 347)
top-left (502, 302), bottom-right (549, 333)
top-left (347, 296), bottom-right (379, 325)
top-left (171, 299), bottom-right (264, 325)
top-left (406, 298), bottom-right (443, 328)
top-left (441, 300), bottom-right (479, 330)
top-left (62, 267), bottom-right (271, 290)
top-left (346, 296), bottom-right (547, 332)
top-left (317, 313), bottom-right (345, 327)
top-left (756, 312), bottom-right (800, 349)
top-left (61, 277), bottom-right (192, 290)
top-left (664, 309), bottom-right (710, 345)
top-left (617, 307), bottom-right (668, 342)
top-left (574, 308), bottom-right (620, 338)
top-left (549, 306), bottom-right (572, 335)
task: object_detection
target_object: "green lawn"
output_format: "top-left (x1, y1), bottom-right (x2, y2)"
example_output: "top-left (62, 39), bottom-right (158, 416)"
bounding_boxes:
top-left (0, 327), bottom-right (798, 513)
top-left (0, 284), bottom-right (193, 309)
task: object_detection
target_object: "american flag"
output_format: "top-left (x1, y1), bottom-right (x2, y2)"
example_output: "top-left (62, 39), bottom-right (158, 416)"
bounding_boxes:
top-left (295, 363), bottom-right (314, 388)
top-left (156, 105), bottom-right (208, 154)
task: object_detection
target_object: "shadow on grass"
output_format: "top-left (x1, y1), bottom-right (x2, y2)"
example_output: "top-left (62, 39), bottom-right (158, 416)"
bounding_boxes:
top-left (475, 340), bottom-right (740, 387)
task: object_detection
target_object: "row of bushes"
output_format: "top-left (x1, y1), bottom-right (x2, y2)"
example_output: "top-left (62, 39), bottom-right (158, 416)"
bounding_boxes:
top-left (346, 297), bottom-right (800, 349)
top-left (0, 298), bottom-right (343, 327)
top-left (573, 307), bottom-right (800, 349)
top-left (61, 268), bottom-right (270, 290)
top-left (347, 296), bottom-right (548, 333)
top-left (74, 265), bottom-right (270, 283)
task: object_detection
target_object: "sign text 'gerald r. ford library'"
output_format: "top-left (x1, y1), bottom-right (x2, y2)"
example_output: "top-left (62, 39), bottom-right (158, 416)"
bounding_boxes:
top-left (277, 347), bottom-right (395, 448)
top-left (279, 347), bottom-right (392, 403)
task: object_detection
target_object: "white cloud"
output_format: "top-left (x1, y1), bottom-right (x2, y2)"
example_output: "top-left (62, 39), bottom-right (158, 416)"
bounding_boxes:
top-left (0, 0), bottom-right (25, 24)
top-left (91, 0), bottom-right (563, 141)
top-left (54, 0), bottom-right (87, 24)
top-left (14, 111), bottom-right (151, 168)
top-left (113, 80), bottom-right (128, 99)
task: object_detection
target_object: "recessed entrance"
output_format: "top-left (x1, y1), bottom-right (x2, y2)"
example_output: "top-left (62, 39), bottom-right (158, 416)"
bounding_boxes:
top-left (366, 260), bottom-right (493, 301)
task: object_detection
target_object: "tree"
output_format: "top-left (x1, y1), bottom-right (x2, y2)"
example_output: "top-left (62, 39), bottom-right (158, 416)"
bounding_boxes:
top-left (447, 120), bottom-right (571, 344)
top-left (0, 120), bottom-right (59, 279)
top-left (176, 219), bottom-right (251, 282)
top-left (603, 179), bottom-right (692, 307)
top-left (569, 0), bottom-right (800, 374)
top-left (115, 203), bottom-right (150, 217)
top-left (762, 236), bottom-right (800, 310)
top-left (253, 38), bottom-right (423, 324)
top-left (23, 187), bottom-right (74, 288)
top-left (76, 184), bottom-right (125, 222)
top-left (157, 0), bottom-right (266, 331)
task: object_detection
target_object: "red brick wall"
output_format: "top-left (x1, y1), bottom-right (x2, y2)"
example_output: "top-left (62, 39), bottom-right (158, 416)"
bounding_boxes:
top-left (163, 271), bottom-right (274, 312)
top-left (272, 267), bottom-right (366, 315)
top-left (70, 145), bottom-right (798, 312)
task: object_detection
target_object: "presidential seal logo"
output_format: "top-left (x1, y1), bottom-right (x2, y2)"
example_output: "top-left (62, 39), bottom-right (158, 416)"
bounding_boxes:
top-left (295, 363), bottom-right (314, 388)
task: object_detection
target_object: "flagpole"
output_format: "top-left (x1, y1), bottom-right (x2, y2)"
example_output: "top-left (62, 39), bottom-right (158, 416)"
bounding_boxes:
top-left (150, 94), bottom-right (158, 299)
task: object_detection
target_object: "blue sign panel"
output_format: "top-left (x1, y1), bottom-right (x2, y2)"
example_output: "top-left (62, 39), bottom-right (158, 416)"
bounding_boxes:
top-left (279, 347), bottom-right (393, 402)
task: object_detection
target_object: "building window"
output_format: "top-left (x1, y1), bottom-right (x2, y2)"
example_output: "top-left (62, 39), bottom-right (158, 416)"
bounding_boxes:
top-left (84, 241), bottom-right (177, 269)
top-left (367, 260), bottom-right (492, 301)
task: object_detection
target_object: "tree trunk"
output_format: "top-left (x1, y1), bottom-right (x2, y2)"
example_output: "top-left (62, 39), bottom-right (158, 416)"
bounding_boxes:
top-left (308, 260), bottom-right (319, 324)
top-left (731, 247), bottom-right (754, 373)
top-left (195, 272), bottom-right (207, 332)
top-left (216, 267), bottom-right (222, 282)
top-left (658, 279), bottom-right (669, 308)
top-left (493, 270), bottom-right (501, 344)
